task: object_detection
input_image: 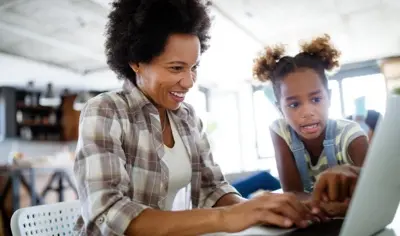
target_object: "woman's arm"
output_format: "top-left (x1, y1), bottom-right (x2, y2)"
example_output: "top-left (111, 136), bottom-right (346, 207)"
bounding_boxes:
top-left (214, 193), bottom-right (246, 207)
top-left (74, 96), bottom-right (151, 236)
top-left (126, 208), bottom-right (223, 235)
top-left (270, 128), bottom-right (310, 200)
top-left (126, 191), bottom-right (316, 235)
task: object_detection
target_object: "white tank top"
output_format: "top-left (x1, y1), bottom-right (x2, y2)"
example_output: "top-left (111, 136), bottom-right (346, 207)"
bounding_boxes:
top-left (162, 114), bottom-right (192, 211)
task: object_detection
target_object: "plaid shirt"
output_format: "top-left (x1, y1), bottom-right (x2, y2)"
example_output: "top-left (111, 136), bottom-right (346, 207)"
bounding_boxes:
top-left (73, 80), bottom-right (238, 235)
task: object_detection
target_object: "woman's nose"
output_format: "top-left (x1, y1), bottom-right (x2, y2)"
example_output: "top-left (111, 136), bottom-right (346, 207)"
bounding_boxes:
top-left (179, 72), bottom-right (195, 89)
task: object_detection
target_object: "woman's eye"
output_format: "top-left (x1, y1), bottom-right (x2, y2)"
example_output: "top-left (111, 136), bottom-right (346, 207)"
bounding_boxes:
top-left (191, 65), bottom-right (199, 72)
top-left (312, 97), bottom-right (322, 103)
top-left (170, 66), bottom-right (184, 72)
top-left (288, 102), bottom-right (299, 108)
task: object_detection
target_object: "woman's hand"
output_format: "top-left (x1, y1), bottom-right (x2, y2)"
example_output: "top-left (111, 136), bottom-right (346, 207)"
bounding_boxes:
top-left (219, 192), bottom-right (314, 233)
top-left (313, 165), bottom-right (360, 202)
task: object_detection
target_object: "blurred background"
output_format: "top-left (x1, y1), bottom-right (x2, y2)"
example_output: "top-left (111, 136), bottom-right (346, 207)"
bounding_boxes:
top-left (1, 0), bottom-right (400, 234)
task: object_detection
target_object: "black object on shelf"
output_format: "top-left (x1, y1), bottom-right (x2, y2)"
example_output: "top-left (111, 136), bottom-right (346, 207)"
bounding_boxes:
top-left (1, 87), bottom-right (65, 141)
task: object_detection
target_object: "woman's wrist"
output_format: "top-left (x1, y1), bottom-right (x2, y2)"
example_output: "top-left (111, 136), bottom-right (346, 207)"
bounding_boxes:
top-left (211, 207), bottom-right (227, 232)
top-left (214, 193), bottom-right (246, 207)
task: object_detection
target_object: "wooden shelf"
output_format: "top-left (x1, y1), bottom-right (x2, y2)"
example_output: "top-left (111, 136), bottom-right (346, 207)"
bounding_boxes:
top-left (16, 103), bottom-right (59, 111)
top-left (17, 122), bottom-right (61, 128)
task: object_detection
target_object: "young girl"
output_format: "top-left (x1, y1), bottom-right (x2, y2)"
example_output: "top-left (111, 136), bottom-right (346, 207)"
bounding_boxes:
top-left (253, 34), bottom-right (369, 200)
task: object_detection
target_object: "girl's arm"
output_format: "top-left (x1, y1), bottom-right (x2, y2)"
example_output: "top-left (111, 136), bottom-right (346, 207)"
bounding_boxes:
top-left (347, 136), bottom-right (369, 167)
top-left (270, 128), bottom-right (310, 200)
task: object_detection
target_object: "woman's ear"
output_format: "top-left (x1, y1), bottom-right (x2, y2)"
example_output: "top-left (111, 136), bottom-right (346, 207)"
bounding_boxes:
top-left (129, 63), bottom-right (140, 73)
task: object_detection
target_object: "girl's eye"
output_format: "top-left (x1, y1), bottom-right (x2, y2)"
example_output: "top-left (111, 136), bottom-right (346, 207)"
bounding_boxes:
top-left (288, 102), bottom-right (299, 109)
top-left (312, 97), bottom-right (322, 103)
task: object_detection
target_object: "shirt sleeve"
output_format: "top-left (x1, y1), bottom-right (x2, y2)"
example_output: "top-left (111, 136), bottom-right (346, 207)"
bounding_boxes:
top-left (74, 95), bottom-right (149, 236)
top-left (195, 114), bottom-right (240, 208)
top-left (341, 121), bottom-right (368, 164)
top-left (269, 119), bottom-right (290, 144)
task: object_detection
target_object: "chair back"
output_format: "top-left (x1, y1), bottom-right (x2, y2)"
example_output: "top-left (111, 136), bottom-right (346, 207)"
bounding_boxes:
top-left (10, 200), bottom-right (80, 236)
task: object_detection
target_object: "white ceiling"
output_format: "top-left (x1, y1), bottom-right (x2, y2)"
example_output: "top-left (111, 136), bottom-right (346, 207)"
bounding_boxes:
top-left (0, 0), bottom-right (399, 91)
top-left (212, 0), bottom-right (400, 64)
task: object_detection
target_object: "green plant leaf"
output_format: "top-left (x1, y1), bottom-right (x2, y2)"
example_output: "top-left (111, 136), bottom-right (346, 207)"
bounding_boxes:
top-left (393, 87), bottom-right (400, 95)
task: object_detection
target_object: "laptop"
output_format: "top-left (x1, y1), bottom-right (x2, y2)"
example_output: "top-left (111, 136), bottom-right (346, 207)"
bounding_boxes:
top-left (338, 95), bottom-right (400, 235)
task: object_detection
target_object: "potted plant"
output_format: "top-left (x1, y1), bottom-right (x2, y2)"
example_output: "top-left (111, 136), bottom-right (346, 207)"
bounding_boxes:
top-left (393, 87), bottom-right (400, 95)
top-left (385, 87), bottom-right (400, 119)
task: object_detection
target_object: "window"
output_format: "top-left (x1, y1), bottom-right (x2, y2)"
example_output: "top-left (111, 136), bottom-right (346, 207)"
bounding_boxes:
top-left (207, 90), bottom-right (242, 173)
top-left (342, 74), bottom-right (387, 116)
top-left (185, 87), bottom-right (208, 120)
top-left (253, 86), bottom-right (280, 158)
top-left (328, 80), bottom-right (343, 119)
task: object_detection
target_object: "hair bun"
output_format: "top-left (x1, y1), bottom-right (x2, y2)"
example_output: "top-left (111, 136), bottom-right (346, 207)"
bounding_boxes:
top-left (300, 34), bottom-right (341, 71)
top-left (253, 44), bottom-right (286, 82)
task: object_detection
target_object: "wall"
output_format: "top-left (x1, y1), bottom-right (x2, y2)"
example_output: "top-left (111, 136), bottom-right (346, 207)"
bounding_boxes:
top-left (0, 139), bottom-right (76, 165)
top-left (0, 87), bottom-right (16, 138)
top-left (381, 57), bottom-right (400, 90)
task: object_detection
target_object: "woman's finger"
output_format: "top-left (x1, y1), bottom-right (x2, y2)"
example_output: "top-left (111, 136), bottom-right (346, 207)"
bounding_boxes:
top-left (260, 211), bottom-right (294, 228)
top-left (273, 203), bottom-right (310, 228)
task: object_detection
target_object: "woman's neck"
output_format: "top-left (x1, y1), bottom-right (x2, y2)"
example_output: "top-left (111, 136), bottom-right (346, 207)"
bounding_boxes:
top-left (158, 108), bottom-right (166, 116)
top-left (137, 85), bottom-right (164, 110)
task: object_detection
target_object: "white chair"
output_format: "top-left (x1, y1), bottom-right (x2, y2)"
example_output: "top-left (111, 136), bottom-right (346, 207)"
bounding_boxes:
top-left (10, 200), bottom-right (81, 236)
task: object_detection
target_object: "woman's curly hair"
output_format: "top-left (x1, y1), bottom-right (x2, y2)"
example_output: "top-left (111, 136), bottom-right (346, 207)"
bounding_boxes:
top-left (105, 0), bottom-right (212, 85)
top-left (253, 34), bottom-right (341, 100)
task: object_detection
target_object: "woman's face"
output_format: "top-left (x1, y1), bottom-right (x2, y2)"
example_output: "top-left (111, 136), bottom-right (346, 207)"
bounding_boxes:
top-left (131, 33), bottom-right (200, 110)
top-left (279, 68), bottom-right (331, 140)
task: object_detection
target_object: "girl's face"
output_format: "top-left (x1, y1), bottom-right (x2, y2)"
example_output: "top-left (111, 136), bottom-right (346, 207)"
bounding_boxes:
top-left (278, 68), bottom-right (331, 140)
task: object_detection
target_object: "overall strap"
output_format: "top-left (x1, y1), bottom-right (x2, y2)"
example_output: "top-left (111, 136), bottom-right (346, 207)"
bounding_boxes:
top-left (323, 119), bottom-right (338, 167)
top-left (289, 127), bottom-right (313, 192)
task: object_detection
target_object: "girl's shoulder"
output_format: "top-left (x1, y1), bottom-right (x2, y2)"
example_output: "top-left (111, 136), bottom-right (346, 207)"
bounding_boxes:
top-left (334, 118), bottom-right (364, 137)
top-left (270, 119), bottom-right (292, 143)
top-left (334, 118), bottom-right (367, 147)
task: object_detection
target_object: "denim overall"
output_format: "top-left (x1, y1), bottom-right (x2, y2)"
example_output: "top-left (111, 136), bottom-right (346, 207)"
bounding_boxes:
top-left (289, 119), bottom-right (338, 192)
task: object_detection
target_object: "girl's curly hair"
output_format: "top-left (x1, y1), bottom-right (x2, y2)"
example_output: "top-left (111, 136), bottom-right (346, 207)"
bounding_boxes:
top-left (253, 34), bottom-right (341, 100)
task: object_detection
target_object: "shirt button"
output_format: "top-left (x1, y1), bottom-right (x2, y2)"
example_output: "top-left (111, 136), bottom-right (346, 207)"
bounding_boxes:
top-left (96, 216), bottom-right (105, 224)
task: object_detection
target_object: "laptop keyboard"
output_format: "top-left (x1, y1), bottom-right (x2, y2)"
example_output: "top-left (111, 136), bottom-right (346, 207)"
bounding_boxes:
top-left (281, 219), bottom-right (344, 236)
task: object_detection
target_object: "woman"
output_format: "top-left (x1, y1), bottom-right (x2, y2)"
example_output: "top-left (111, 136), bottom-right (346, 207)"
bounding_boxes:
top-left (73, 0), bottom-right (316, 235)
top-left (252, 35), bottom-right (369, 206)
